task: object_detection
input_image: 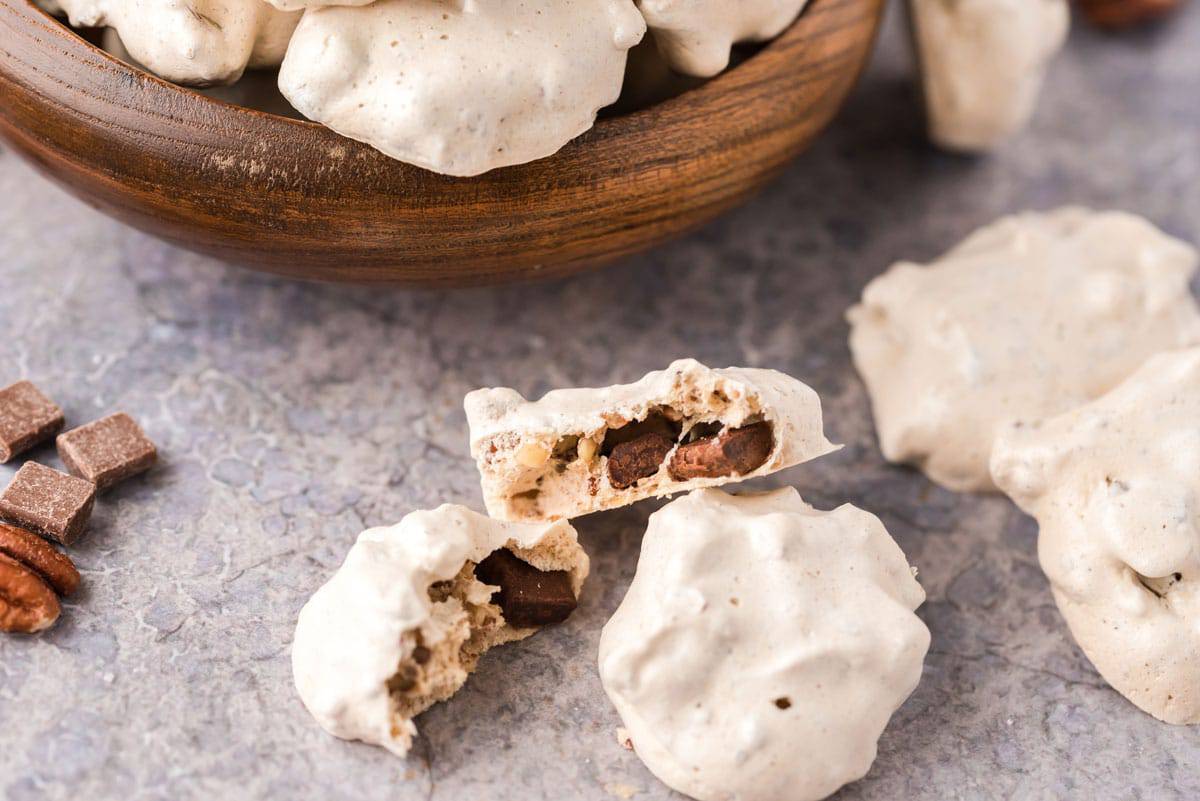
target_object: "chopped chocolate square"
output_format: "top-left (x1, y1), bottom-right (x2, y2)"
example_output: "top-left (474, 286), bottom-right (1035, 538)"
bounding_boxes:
top-left (0, 381), bottom-right (65, 463)
top-left (0, 462), bottom-right (96, 546)
top-left (474, 548), bottom-right (578, 628)
top-left (57, 413), bottom-right (157, 491)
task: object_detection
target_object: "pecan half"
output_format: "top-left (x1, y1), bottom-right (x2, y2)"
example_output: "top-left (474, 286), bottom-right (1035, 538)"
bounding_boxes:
top-left (607, 432), bottom-right (675, 489)
top-left (668, 421), bottom-right (774, 481)
top-left (0, 553), bottom-right (61, 634)
top-left (1076, 0), bottom-right (1182, 28)
top-left (0, 523), bottom-right (80, 596)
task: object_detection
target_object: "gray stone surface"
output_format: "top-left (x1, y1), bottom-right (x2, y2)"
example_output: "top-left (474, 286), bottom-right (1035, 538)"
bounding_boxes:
top-left (2, 6), bottom-right (1199, 800)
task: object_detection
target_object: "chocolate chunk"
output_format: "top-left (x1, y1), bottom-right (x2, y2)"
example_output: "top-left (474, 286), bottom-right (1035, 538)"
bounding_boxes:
top-left (0, 462), bottom-right (96, 546)
top-left (607, 432), bottom-right (675, 489)
top-left (601, 412), bottom-right (682, 456)
top-left (474, 549), bottom-right (577, 628)
top-left (0, 552), bottom-right (61, 634)
top-left (0, 523), bottom-right (80, 596)
top-left (57, 413), bottom-right (157, 491)
top-left (0, 381), bottom-right (65, 463)
top-left (668, 421), bottom-right (774, 481)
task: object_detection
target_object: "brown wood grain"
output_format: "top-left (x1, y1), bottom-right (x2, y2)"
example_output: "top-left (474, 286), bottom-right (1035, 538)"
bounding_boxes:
top-left (0, 0), bottom-right (884, 286)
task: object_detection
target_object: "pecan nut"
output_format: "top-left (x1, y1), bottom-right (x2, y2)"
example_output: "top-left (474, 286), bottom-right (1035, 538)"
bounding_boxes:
top-left (668, 421), bottom-right (774, 481)
top-left (0, 553), bottom-right (61, 634)
top-left (1076, 0), bottom-right (1182, 28)
top-left (0, 523), bottom-right (80, 596)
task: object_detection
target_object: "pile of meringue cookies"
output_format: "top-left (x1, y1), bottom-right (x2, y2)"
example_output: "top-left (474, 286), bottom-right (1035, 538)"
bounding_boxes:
top-left (36, 0), bottom-right (1182, 176)
top-left (37, 0), bottom-right (814, 176)
top-left (290, 202), bottom-right (1200, 801)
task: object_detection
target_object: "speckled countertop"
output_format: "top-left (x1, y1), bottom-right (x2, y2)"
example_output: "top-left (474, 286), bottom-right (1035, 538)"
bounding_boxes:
top-left (2, 6), bottom-right (1199, 800)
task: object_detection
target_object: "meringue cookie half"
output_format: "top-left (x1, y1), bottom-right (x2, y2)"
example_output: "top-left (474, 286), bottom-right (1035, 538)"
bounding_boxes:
top-left (466, 359), bottom-right (837, 523)
top-left (599, 488), bottom-right (930, 801)
top-left (292, 505), bottom-right (588, 757)
top-left (992, 348), bottom-right (1200, 724)
top-left (848, 208), bottom-right (1200, 493)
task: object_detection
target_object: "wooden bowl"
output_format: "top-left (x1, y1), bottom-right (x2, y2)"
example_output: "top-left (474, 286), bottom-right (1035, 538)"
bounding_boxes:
top-left (0, 0), bottom-right (883, 286)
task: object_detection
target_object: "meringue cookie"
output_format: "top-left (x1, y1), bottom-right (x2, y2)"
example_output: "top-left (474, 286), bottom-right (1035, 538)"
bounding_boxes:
top-left (637, 0), bottom-right (810, 77)
top-left (992, 348), bottom-right (1200, 724)
top-left (58, 0), bottom-right (299, 86)
top-left (465, 359), bottom-right (837, 523)
top-left (292, 505), bottom-right (588, 757)
top-left (910, 0), bottom-right (1069, 152)
top-left (277, 0), bottom-right (646, 176)
top-left (848, 208), bottom-right (1200, 493)
top-left (599, 488), bottom-right (930, 801)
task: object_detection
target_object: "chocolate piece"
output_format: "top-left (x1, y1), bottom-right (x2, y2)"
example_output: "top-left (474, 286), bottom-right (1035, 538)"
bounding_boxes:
top-left (0, 462), bottom-right (96, 546)
top-left (57, 413), bottom-right (157, 490)
top-left (669, 421), bottom-right (774, 481)
top-left (0, 552), bottom-right (61, 634)
top-left (0, 523), bottom-right (81, 596)
top-left (601, 412), bottom-right (682, 455)
top-left (607, 432), bottom-right (676, 490)
top-left (0, 381), bottom-right (65, 463)
top-left (474, 548), bottom-right (577, 628)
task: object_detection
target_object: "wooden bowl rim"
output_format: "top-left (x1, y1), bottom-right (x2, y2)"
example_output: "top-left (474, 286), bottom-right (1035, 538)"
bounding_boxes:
top-left (26, 0), bottom-right (831, 166)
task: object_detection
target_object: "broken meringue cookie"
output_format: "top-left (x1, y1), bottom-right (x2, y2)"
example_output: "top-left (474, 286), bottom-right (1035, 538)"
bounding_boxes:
top-left (636, 0), bottom-right (810, 77)
top-left (292, 505), bottom-right (588, 757)
top-left (599, 488), bottom-right (930, 801)
top-left (847, 208), bottom-right (1200, 493)
top-left (58, 0), bottom-right (299, 87)
top-left (991, 348), bottom-right (1200, 725)
top-left (465, 359), bottom-right (837, 523)
top-left (277, 0), bottom-right (646, 176)
top-left (909, 0), bottom-right (1068, 152)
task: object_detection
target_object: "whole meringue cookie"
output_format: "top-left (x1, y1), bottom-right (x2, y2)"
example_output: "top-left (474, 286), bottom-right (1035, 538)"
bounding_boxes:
top-left (637, 0), bottom-right (810, 77)
top-left (992, 348), bottom-right (1200, 724)
top-left (293, 505), bottom-right (588, 757)
top-left (58, 0), bottom-right (299, 86)
top-left (847, 208), bottom-right (1200, 493)
top-left (910, 0), bottom-right (1069, 152)
top-left (278, 0), bottom-right (646, 176)
top-left (599, 488), bottom-right (929, 801)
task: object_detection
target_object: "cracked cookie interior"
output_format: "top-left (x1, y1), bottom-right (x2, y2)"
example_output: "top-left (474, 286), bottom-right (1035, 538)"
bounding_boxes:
top-left (388, 551), bottom-right (578, 736)
top-left (500, 405), bottom-right (774, 520)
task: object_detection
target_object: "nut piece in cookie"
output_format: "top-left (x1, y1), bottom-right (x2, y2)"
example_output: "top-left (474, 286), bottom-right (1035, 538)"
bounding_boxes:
top-left (637, 0), bottom-right (810, 77)
top-left (991, 347), bottom-right (1200, 724)
top-left (599, 488), bottom-right (930, 801)
top-left (0, 462), bottom-right (96, 546)
top-left (909, 0), bottom-right (1068, 152)
top-left (58, 413), bottom-right (157, 491)
top-left (0, 381), bottom-right (65, 463)
top-left (0, 553), bottom-right (61, 634)
top-left (0, 523), bottom-right (80, 596)
top-left (847, 208), bottom-right (1200, 493)
top-left (292, 505), bottom-right (588, 757)
top-left (466, 359), bottom-right (836, 522)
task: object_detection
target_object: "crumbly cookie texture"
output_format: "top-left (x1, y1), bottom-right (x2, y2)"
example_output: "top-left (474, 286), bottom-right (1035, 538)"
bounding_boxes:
top-left (599, 488), bottom-right (930, 801)
top-left (277, 0), bottom-right (645, 176)
top-left (910, 0), bottom-right (1068, 152)
top-left (636, 0), bottom-right (809, 77)
top-left (991, 348), bottom-right (1200, 725)
top-left (465, 359), bottom-right (837, 523)
top-left (291, 505), bottom-right (588, 757)
top-left (58, 0), bottom-right (299, 86)
top-left (847, 208), bottom-right (1200, 493)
